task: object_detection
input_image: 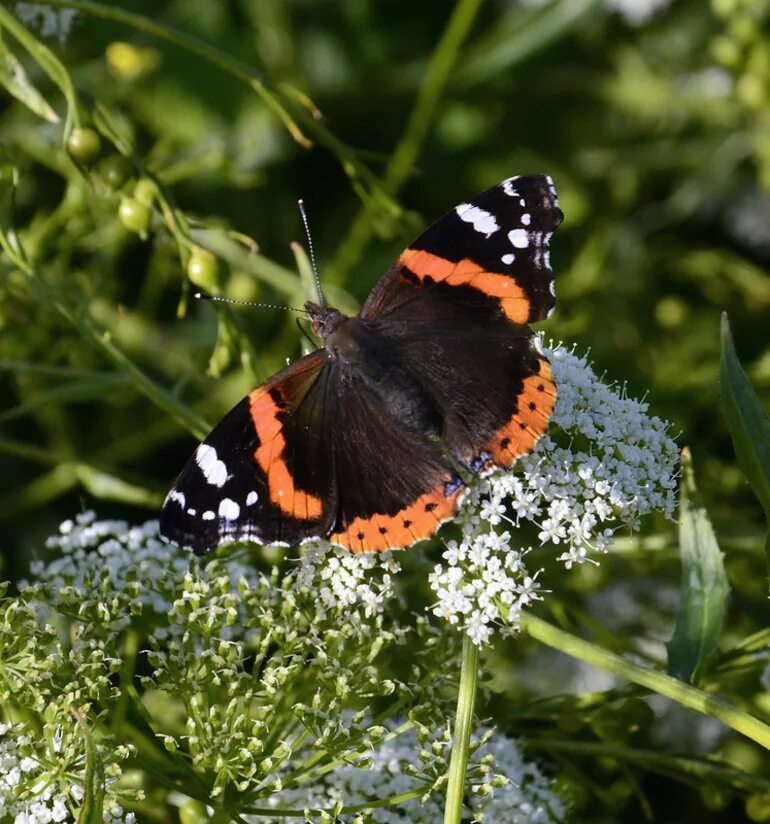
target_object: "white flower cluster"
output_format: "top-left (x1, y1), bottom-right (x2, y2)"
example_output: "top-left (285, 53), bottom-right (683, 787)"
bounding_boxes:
top-left (251, 723), bottom-right (565, 823)
top-left (295, 541), bottom-right (401, 621)
top-left (429, 344), bottom-right (679, 645)
top-left (29, 512), bottom-right (398, 646)
top-left (0, 723), bottom-right (135, 824)
top-left (27, 512), bottom-right (226, 639)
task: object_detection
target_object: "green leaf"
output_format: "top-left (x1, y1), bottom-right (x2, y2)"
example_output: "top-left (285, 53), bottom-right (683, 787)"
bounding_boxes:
top-left (720, 313), bottom-right (770, 575)
top-left (0, 33), bottom-right (59, 123)
top-left (666, 448), bottom-right (729, 684)
top-left (73, 709), bottom-right (105, 824)
top-left (455, 0), bottom-right (602, 87)
top-left (73, 464), bottom-right (164, 508)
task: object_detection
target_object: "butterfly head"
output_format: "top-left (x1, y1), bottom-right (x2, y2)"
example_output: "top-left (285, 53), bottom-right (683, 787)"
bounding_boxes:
top-left (306, 302), bottom-right (346, 341)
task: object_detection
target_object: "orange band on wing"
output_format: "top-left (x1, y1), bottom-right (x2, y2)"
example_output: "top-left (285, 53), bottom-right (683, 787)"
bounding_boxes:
top-left (330, 479), bottom-right (467, 554)
top-left (249, 387), bottom-right (324, 520)
top-left (481, 360), bottom-right (556, 471)
top-left (399, 249), bottom-right (531, 324)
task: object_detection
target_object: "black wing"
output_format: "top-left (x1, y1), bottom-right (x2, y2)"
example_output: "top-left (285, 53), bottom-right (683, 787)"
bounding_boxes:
top-left (160, 350), bottom-right (338, 554)
top-left (361, 174), bottom-right (562, 324)
top-left (359, 174), bottom-right (560, 474)
top-left (327, 363), bottom-right (467, 553)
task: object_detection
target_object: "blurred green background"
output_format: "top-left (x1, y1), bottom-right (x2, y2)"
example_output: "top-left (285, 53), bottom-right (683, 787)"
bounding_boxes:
top-left (1, 0), bottom-right (770, 820)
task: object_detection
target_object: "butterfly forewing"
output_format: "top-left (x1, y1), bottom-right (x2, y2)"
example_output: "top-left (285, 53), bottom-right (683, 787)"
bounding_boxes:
top-left (361, 174), bottom-right (562, 323)
top-left (160, 351), bottom-right (337, 554)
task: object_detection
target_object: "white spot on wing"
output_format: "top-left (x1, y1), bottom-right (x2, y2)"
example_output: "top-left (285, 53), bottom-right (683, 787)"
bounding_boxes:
top-left (501, 253), bottom-right (515, 265)
top-left (168, 490), bottom-right (186, 508)
top-left (508, 228), bottom-right (530, 249)
top-left (455, 203), bottom-right (499, 237)
top-left (187, 508), bottom-right (197, 516)
top-left (502, 178), bottom-right (520, 196)
top-left (218, 498), bottom-right (240, 520)
top-left (195, 444), bottom-right (228, 487)
top-left (246, 491), bottom-right (258, 506)
top-left (521, 212), bottom-right (531, 226)
top-left (202, 510), bottom-right (215, 521)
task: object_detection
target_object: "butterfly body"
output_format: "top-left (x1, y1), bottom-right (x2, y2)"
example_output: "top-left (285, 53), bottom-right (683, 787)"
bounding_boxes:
top-left (161, 175), bottom-right (563, 555)
top-left (308, 303), bottom-right (444, 439)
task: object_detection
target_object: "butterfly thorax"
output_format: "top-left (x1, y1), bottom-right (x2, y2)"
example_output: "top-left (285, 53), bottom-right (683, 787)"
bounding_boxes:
top-left (306, 301), bottom-right (441, 436)
top-left (306, 302), bottom-right (372, 364)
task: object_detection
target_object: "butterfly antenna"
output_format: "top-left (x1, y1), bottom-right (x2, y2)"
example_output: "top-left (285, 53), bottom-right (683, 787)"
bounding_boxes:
top-left (297, 198), bottom-right (326, 307)
top-left (194, 292), bottom-right (310, 315)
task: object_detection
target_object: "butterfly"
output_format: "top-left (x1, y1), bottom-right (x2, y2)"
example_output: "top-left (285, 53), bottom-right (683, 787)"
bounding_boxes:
top-left (160, 175), bottom-right (562, 555)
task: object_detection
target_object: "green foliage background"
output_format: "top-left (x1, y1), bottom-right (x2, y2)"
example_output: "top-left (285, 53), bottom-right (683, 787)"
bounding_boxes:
top-left (1, 0), bottom-right (770, 821)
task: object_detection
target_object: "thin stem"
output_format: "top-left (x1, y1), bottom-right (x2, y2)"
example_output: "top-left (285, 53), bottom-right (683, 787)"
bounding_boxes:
top-left (444, 635), bottom-right (479, 824)
top-left (331, 0), bottom-right (484, 282)
top-left (520, 612), bottom-right (770, 751)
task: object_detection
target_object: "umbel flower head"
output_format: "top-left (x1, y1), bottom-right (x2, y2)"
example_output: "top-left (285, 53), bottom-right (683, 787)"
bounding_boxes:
top-left (301, 341), bottom-right (679, 645)
top-left (252, 721), bottom-right (565, 824)
top-left (16, 514), bottom-right (567, 820)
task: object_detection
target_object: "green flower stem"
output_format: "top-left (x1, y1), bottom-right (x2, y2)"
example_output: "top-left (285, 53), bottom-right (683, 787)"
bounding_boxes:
top-left (520, 612), bottom-right (770, 750)
top-left (281, 714), bottom-right (414, 790)
top-left (444, 635), bottom-right (479, 824)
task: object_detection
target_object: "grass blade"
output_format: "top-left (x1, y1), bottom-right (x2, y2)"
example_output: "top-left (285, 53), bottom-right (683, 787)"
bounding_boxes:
top-left (720, 312), bottom-right (770, 575)
top-left (0, 33), bottom-right (60, 122)
top-left (666, 448), bottom-right (729, 684)
top-left (455, 0), bottom-right (602, 87)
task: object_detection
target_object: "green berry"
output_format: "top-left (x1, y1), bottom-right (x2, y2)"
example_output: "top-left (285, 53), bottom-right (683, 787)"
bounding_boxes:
top-left (133, 177), bottom-right (156, 206)
top-left (187, 247), bottom-right (219, 291)
top-left (67, 127), bottom-right (102, 163)
top-left (118, 196), bottom-right (151, 238)
top-left (97, 155), bottom-right (133, 190)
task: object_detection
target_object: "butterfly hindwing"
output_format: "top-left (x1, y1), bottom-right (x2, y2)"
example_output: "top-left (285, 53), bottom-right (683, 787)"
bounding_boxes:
top-left (368, 284), bottom-right (556, 475)
top-left (327, 365), bottom-right (467, 553)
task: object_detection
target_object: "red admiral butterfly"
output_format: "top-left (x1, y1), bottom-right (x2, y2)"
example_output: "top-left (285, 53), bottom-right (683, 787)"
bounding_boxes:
top-left (160, 175), bottom-right (562, 555)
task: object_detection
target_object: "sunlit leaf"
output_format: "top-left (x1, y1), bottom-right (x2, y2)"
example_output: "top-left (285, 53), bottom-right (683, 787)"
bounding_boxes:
top-left (720, 313), bottom-right (770, 575)
top-left (666, 448), bottom-right (729, 684)
top-left (73, 464), bottom-right (164, 508)
top-left (0, 33), bottom-right (59, 123)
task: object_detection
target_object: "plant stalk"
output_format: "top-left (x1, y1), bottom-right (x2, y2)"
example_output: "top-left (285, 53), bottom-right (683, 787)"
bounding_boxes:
top-left (444, 635), bottom-right (479, 824)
